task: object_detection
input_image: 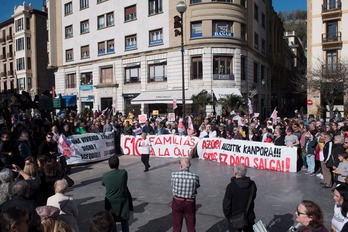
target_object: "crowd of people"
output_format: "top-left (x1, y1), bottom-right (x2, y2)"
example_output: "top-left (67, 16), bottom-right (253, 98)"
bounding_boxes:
top-left (1, 108), bottom-right (348, 231)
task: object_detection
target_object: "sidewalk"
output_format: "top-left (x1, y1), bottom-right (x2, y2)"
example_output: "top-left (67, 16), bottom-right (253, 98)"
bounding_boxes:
top-left (68, 155), bottom-right (333, 232)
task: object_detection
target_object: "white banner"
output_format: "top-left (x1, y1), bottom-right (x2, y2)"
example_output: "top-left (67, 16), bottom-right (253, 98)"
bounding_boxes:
top-left (197, 138), bottom-right (298, 172)
top-left (58, 132), bottom-right (115, 165)
top-left (121, 135), bottom-right (199, 158)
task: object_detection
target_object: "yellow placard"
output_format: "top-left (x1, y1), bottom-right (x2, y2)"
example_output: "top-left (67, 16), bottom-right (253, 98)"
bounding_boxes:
top-left (152, 110), bottom-right (159, 115)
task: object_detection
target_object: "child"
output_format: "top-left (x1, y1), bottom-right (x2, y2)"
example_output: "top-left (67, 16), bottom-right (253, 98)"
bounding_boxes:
top-left (333, 152), bottom-right (348, 186)
top-left (139, 133), bottom-right (151, 172)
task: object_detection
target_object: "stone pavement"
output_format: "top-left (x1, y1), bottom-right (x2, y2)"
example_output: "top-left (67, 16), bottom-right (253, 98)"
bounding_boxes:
top-left (67, 155), bottom-right (334, 232)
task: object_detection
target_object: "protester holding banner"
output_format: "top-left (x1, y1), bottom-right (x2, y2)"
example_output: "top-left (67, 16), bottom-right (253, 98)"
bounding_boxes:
top-left (139, 133), bottom-right (151, 172)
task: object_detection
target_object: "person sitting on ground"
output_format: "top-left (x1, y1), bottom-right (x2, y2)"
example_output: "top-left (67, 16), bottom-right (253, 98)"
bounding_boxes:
top-left (294, 200), bottom-right (328, 232)
top-left (89, 211), bottom-right (116, 232)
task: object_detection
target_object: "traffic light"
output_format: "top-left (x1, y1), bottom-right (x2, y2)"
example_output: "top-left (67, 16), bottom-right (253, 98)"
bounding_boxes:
top-left (174, 15), bottom-right (182, 37)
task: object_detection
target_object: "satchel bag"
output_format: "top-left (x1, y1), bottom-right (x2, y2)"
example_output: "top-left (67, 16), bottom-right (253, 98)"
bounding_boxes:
top-left (229, 183), bottom-right (256, 229)
top-left (229, 212), bottom-right (248, 229)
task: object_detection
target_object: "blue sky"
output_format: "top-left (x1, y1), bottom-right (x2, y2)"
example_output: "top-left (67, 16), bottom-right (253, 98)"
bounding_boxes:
top-left (0, 0), bottom-right (307, 24)
top-left (273, 0), bottom-right (307, 12)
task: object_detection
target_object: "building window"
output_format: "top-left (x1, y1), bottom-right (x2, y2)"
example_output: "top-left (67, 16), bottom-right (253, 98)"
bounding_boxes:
top-left (241, 23), bottom-right (246, 40)
top-left (97, 0), bottom-right (108, 3)
top-left (191, 57), bottom-right (203, 80)
top-left (213, 56), bottom-right (234, 80)
top-left (100, 67), bottom-right (113, 84)
top-left (16, 58), bottom-right (25, 70)
top-left (26, 37), bottom-right (31, 50)
top-left (253, 62), bottom-right (258, 83)
top-left (262, 39), bottom-right (265, 54)
top-left (125, 35), bottom-right (137, 50)
top-left (16, 37), bottom-right (24, 51)
top-left (66, 73), bottom-right (76, 89)
top-left (148, 62), bottom-right (167, 82)
top-left (149, 29), bottom-right (163, 46)
top-left (191, 22), bottom-right (202, 38)
top-left (254, 32), bottom-right (259, 50)
top-left (125, 65), bottom-right (140, 83)
top-left (98, 42), bottom-right (105, 55)
top-left (326, 50), bottom-right (338, 72)
top-left (81, 72), bottom-right (93, 85)
top-left (18, 78), bottom-right (25, 90)
top-left (191, 0), bottom-right (202, 3)
top-left (107, 40), bottom-right (114, 53)
top-left (241, 56), bottom-right (246, 80)
top-left (27, 57), bottom-right (31, 70)
top-left (326, 21), bottom-right (338, 41)
top-left (327, 0), bottom-right (339, 10)
top-left (261, 65), bottom-right (265, 84)
top-left (149, 0), bottom-right (162, 15)
top-left (27, 77), bottom-right (32, 89)
top-left (254, 3), bottom-right (258, 21)
top-left (81, 45), bottom-right (90, 59)
top-left (125, 5), bottom-right (136, 21)
top-left (212, 21), bottom-right (234, 38)
top-left (240, 0), bottom-right (246, 7)
top-left (261, 13), bottom-right (266, 29)
top-left (98, 12), bottom-right (114, 29)
top-left (80, 0), bottom-right (89, 9)
top-left (15, 18), bottom-right (23, 32)
top-left (66, 49), bottom-right (73, 62)
top-left (65, 25), bottom-right (73, 38)
top-left (26, 18), bottom-right (30, 30)
top-left (65, 2), bottom-right (73, 16)
top-left (80, 20), bottom-right (89, 34)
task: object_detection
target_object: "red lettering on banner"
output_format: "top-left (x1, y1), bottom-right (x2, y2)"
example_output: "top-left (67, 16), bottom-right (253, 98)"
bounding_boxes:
top-left (219, 153), bottom-right (228, 164)
top-left (174, 147), bottom-right (190, 157)
top-left (203, 152), bottom-right (218, 161)
top-left (253, 158), bottom-right (285, 172)
top-left (230, 155), bottom-right (250, 167)
top-left (286, 158), bottom-right (290, 172)
top-left (123, 137), bottom-right (132, 155)
top-left (202, 140), bottom-right (221, 149)
top-left (157, 147), bottom-right (170, 156)
top-left (133, 137), bottom-right (142, 156)
top-left (154, 137), bottom-right (163, 145)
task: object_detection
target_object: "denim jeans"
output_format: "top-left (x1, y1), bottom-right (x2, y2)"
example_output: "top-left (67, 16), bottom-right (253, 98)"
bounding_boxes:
top-left (306, 154), bottom-right (315, 173)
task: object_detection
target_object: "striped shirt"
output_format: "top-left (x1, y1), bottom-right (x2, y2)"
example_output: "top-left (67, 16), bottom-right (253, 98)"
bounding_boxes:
top-left (171, 168), bottom-right (200, 199)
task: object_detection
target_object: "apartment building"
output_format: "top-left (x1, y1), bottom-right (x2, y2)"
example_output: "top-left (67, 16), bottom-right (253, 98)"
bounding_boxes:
top-left (0, 2), bottom-right (54, 96)
top-left (48, 0), bottom-right (295, 117)
top-left (307, 0), bottom-right (348, 117)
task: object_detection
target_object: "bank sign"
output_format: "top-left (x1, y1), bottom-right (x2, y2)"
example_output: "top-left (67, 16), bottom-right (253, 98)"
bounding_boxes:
top-left (213, 25), bottom-right (234, 38)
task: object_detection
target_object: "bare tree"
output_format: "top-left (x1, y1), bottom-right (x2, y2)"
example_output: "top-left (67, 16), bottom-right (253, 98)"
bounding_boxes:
top-left (308, 59), bottom-right (348, 118)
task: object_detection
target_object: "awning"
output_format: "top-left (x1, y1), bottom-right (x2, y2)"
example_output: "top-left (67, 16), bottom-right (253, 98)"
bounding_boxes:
top-left (213, 88), bottom-right (242, 100)
top-left (62, 95), bottom-right (77, 107)
top-left (131, 90), bottom-right (201, 105)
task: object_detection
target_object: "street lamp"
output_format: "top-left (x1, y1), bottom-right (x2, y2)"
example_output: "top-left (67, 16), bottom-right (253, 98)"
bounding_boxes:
top-left (175, 1), bottom-right (187, 118)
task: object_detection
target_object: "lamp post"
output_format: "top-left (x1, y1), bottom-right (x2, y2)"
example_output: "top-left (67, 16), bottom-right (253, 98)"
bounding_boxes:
top-left (175, 1), bottom-right (187, 118)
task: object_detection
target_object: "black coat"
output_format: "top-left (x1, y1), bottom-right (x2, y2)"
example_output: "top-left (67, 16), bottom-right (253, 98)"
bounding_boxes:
top-left (222, 176), bottom-right (257, 223)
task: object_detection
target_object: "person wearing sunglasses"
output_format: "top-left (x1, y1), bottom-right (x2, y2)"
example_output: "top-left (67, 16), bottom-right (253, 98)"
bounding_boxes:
top-left (38, 132), bottom-right (58, 159)
top-left (294, 200), bottom-right (328, 232)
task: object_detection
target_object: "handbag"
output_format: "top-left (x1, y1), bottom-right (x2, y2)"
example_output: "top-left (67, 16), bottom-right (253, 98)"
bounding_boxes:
top-left (253, 220), bottom-right (268, 232)
top-left (229, 183), bottom-right (256, 229)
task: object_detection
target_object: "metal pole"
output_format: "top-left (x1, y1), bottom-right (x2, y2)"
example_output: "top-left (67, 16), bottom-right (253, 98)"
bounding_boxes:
top-left (180, 11), bottom-right (185, 119)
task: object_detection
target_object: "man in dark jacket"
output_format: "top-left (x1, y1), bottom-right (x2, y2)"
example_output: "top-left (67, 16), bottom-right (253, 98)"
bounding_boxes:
top-left (222, 163), bottom-right (257, 232)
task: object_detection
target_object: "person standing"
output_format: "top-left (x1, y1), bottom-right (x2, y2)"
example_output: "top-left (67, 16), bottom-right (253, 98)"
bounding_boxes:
top-left (102, 156), bottom-right (132, 232)
top-left (171, 158), bottom-right (200, 232)
top-left (222, 163), bottom-right (257, 232)
top-left (139, 133), bottom-right (151, 172)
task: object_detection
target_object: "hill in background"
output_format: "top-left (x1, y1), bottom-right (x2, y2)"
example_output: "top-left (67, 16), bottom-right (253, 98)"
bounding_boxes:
top-left (278, 10), bottom-right (307, 48)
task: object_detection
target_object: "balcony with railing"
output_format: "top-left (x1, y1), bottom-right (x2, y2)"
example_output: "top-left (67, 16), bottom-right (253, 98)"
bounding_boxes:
top-left (7, 52), bottom-right (13, 59)
top-left (0, 72), bottom-right (6, 78)
top-left (0, 54), bottom-right (6, 60)
top-left (7, 70), bottom-right (14, 77)
top-left (322, 63), bottom-right (342, 75)
top-left (6, 35), bottom-right (12, 41)
top-left (322, 32), bottom-right (342, 45)
top-left (0, 37), bottom-right (5, 44)
top-left (322, 0), bottom-right (341, 13)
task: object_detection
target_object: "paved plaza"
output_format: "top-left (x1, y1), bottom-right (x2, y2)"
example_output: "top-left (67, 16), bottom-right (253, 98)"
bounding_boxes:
top-left (68, 155), bottom-right (334, 232)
